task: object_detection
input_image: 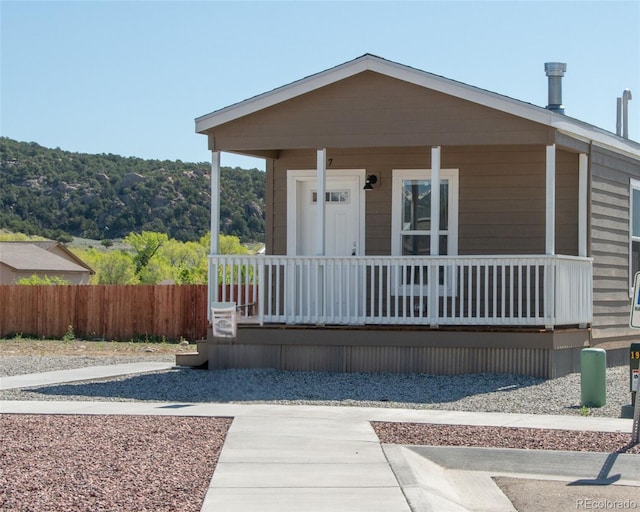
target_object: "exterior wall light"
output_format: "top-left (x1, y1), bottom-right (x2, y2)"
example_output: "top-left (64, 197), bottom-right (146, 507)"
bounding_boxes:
top-left (363, 175), bottom-right (378, 191)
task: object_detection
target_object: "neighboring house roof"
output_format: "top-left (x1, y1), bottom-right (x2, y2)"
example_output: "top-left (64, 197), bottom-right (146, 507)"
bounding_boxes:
top-left (196, 53), bottom-right (640, 159)
top-left (29, 241), bottom-right (95, 273)
top-left (0, 242), bottom-right (92, 274)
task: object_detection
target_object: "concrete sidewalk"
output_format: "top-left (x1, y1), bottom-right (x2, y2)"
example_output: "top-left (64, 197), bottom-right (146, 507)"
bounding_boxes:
top-left (1, 364), bottom-right (638, 512)
top-left (203, 413), bottom-right (410, 512)
top-left (0, 361), bottom-right (174, 390)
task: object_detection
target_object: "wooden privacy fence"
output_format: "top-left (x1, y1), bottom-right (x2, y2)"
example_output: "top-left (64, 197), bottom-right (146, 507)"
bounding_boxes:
top-left (0, 285), bottom-right (209, 341)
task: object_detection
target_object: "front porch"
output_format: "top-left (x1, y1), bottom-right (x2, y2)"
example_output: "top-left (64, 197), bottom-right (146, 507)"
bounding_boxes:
top-left (188, 254), bottom-right (594, 378)
top-left (210, 254), bottom-right (592, 328)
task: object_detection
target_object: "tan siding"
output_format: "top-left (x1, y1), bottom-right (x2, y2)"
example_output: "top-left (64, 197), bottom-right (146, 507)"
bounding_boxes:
top-left (590, 146), bottom-right (640, 344)
top-left (208, 72), bottom-right (551, 151)
top-left (269, 146), bottom-right (579, 258)
top-left (265, 159), bottom-right (276, 254)
top-left (453, 146), bottom-right (576, 256)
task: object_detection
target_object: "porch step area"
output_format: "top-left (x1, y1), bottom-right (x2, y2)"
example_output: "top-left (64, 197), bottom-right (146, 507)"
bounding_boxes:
top-left (175, 341), bottom-right (208, 368)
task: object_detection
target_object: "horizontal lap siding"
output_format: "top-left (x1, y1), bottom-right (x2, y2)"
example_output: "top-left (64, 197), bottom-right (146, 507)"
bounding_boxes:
top-left (457, 147), bottom-right (577, 255)
top-left (590, 147), bottom-right (640, 343)
top-left (209, 72), bottom-right (550, 151)
top-left (272, 146), bottom-right (578, 258)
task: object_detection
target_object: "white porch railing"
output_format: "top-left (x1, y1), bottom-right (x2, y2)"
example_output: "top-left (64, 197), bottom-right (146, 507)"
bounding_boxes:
top-left (209, 255), bottom-right (593, 328)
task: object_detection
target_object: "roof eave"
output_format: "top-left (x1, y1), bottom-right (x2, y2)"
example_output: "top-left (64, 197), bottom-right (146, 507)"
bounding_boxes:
top-left (553, 118), bottom-right (640, 159)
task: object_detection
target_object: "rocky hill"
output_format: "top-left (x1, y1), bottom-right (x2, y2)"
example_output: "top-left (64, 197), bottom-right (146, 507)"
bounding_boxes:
top-left (0, 137), bottom-right (265, 242)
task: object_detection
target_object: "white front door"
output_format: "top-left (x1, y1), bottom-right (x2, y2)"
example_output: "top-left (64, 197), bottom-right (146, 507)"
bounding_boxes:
top-left (287, 170), bottom-right (365, 323)
top-left (297, 179), bottom-right (361, 256)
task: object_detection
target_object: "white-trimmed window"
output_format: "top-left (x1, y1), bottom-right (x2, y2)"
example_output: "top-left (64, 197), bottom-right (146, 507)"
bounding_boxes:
top-left (630, 178), bottom-right (640, 293)
top-left (391, 169), bottom-right (459, 293)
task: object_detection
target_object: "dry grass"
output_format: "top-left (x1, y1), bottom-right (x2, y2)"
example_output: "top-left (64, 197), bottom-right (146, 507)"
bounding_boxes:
top-left (0, 338), bottom-right (194, 357)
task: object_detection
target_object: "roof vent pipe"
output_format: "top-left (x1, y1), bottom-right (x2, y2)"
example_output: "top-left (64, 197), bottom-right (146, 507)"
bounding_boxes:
top-left (617, 98), bottom-right (623, 136)
top-left (623, 89), bottom-right (632, 139)
top-left (617, 89), bottom-right (633, 138)
top-left (544, 62), bottom-right (567, 114)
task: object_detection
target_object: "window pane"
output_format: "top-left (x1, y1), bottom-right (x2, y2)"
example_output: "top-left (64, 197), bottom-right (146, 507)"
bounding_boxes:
top-left (312, 190), bottom-right (350, 204)
top-left (402, 180), bottom-right (430, 231)
top-left (633, 189), bottom-right (640, 237)
top-left (440, 183), bottom-right (449, 230)
top-left (401, 179), bottom-right (449, 231)
top-left (402, 235), bottom-right (430, 256)
top-left (401, 235), bottom-right (449, 256)
top-left (633, 241), bottom-right (640, 278)
top-left (438, 235), bottom-right (448, 255)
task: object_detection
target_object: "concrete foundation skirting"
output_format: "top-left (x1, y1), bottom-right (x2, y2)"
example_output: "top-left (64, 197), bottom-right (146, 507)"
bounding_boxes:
top-left (205, 327), bottom-right (591, 378)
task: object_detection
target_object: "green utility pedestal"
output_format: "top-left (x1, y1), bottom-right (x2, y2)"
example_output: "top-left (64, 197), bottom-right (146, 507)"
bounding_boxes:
top-left (581, 348), bottom-right (607, 408)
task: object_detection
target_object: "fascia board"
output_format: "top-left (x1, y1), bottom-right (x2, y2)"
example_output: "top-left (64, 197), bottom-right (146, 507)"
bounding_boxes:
top-left (56, 244), bottom-right (96, 274)
top-left (555, 122), bottom-right (640, 159)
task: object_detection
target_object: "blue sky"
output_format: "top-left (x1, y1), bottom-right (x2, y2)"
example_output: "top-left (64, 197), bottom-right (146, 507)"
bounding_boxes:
top-left (1, 1), bottom-right (639, 170)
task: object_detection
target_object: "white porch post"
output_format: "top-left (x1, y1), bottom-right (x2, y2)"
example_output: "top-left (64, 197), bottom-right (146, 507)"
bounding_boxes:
top-left (545, 145), bottom-right (556, 256)
top-left (430, 146), bottom-right (441, 327)
top-left (210, 150), bottom-right (221, 255)
top-left (545, 144), bottom-right (556, 329)
top-left (317, 148), bottom-right (327, 255)
top-left (430, 146), bottom-right (441, 256)
top-left (578, 153), bottom-right (588, 257)
top-left (209, 150), bottom-right (221, 320)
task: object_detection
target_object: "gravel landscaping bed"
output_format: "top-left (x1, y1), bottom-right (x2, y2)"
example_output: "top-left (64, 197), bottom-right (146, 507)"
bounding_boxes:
top-left (0, 355), bottom-right (632, 418)
top-left (373, 421), bottom-right (640, 454)
top-left (0, 414), bottom-right (231, 512)
top-left (1, 351), bottom-right (637, 512)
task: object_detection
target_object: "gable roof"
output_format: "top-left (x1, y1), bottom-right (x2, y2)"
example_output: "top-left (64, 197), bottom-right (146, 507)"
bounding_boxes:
top-left (0, 242), bottom-right (92, 273)
top-left (28, 241), bottom-right (95, 273)
top-left (196, 54), bottom-right (640, 159)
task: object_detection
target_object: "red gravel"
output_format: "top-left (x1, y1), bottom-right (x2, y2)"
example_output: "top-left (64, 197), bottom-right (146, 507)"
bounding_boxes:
top-left (372, 422), bottom-right (640, 454)
top-left (0, 415), bottom-right (231, 512)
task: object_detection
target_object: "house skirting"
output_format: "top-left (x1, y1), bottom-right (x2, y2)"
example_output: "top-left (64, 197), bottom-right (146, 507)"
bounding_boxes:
top-left (204, 326), bottom-right (591, 379)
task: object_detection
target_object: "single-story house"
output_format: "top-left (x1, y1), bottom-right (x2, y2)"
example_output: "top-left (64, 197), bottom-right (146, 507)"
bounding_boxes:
top-left (0, 241), bottom-right (94, 284)
top-left (182, 54), bottom-right (640, 378)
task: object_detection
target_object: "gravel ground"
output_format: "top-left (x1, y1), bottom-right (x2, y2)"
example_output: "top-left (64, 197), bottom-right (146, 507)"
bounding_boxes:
top-left (373, 421), bottom-right (640, 454)
top-left (1, 352), bottom-right (638, 511)
top-left (0, 355), bottom-right (632, 418)
top-left (0, 415), bottom-right (231, 512)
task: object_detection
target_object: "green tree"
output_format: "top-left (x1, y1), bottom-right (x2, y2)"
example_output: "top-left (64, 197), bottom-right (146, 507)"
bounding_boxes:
top-left (93, 251), bottom-right (138, 284)
top-left (137, 258), bottom-right (173, 284)
top-left (16, 274), bottom-right (71, 285)
top-left (160, 238), bottom-right (208, 284)
top-left (200, 233), bottom-right (249, 255)
top-left (124, 231), bottom-right (168, 275)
